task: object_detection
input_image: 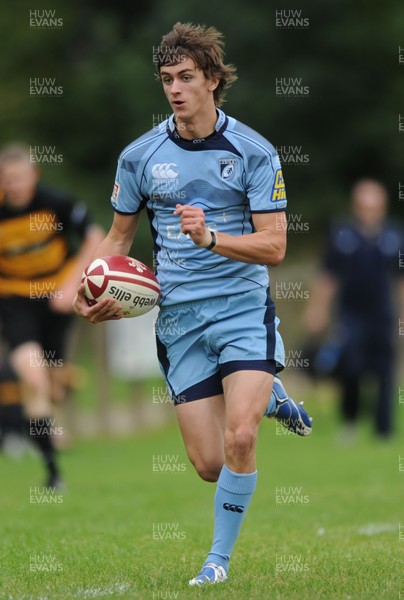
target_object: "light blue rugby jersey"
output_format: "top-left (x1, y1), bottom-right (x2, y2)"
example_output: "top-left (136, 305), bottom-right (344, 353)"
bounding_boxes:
top-left (111, 109), bottom-right (287, 306)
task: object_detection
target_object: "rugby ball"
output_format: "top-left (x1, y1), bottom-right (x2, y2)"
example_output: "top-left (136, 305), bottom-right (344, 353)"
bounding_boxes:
top-left (82, 256), bottom-right (160, 318)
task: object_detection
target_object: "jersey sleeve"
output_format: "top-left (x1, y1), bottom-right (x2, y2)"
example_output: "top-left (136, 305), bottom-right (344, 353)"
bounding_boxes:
top-left (246, 147), bottom-right (287, 213)
top-left (111, 154), bottom-right (144, 215)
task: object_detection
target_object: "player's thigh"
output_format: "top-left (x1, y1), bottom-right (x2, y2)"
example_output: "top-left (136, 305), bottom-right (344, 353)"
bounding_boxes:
top-left (155, 303), bottom-right (221, 403)
top-left (222, 369), bottom-right (274, 433)
top-left (175, 394), bottom-right (225, 482)
top-left (221, 370), bottom-right (273, 472)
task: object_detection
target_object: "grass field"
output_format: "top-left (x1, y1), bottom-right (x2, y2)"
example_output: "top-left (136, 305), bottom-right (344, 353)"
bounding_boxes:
top-left (0, 393), bottom-right (403, 600)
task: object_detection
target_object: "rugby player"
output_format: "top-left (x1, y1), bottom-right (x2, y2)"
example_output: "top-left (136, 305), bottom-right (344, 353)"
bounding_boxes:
top-left (0, 144), bottom-right (104, 487)
top-left (73, 22), bottom-right (312, 585)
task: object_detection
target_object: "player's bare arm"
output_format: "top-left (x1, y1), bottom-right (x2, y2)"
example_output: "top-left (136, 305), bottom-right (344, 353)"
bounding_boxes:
top-left (73, 212), bottom-right (140, 323)
top-left (51, 225), bottom-right (105, 314)
top-left (303, 272), bottom-right (337, 334)
top-left (174, 204), bottom-right (287, 266)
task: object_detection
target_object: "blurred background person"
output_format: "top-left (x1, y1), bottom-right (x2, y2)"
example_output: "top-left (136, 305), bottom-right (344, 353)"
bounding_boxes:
top-left (0, 143), bottom-right (104, 486)
top-left (0, 357), bottom-right (25, 454)
top-left (304, 179), bottom-right (404, 440)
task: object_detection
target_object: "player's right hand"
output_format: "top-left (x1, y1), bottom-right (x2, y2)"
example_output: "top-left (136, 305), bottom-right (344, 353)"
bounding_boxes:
top-left (72, 284), bottom-right (123, 324)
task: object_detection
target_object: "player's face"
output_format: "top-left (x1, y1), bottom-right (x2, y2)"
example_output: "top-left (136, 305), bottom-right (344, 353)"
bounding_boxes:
top-left (352, 183), bottom-right (387, 229)
top-left (0, 160), bottom-right (39, 208)
top-left (160, 57), bottom-right (219, 125)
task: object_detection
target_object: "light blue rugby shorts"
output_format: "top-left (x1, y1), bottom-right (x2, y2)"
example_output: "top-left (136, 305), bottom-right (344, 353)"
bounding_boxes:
top-left (155, 287), bottom-right (285, 404)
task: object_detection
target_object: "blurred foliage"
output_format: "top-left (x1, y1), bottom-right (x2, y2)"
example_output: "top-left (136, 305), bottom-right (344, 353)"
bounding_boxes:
top-left (1, 0), bottom-right (404, 263)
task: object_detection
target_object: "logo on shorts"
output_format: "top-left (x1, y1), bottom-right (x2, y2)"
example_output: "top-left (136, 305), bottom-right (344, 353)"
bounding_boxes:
top-left (111, 182), bottom-right (120, 204)
top-left (223, 503), bottom-right (244, 513)
top-left (219, 158), bottom-right (237, 180)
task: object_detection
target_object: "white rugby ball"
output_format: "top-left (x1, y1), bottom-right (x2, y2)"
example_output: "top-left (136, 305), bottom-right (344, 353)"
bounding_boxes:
top-left (82, 255), bottom-right (160, 318)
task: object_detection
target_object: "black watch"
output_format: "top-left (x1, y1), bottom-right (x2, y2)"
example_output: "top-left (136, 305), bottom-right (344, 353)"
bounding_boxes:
top-left (206, 229), bottom-right (217, 250)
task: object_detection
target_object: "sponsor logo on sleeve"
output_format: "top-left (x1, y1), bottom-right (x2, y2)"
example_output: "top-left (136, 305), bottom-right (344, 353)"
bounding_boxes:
top-left (271, 169), bottom-right (286, 202)
top-left (111, 182), bottom-right (120, 204)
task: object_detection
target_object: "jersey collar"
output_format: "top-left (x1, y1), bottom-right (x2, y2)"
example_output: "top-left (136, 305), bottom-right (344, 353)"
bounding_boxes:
top-left (167, 108), bottom-right (228, 143)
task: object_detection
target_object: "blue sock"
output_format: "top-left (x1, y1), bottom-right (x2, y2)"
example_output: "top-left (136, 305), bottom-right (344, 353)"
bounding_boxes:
top-left (264, 391), bottom-right (276, 416)
top-left (205, 465), bottom-right (257, 572)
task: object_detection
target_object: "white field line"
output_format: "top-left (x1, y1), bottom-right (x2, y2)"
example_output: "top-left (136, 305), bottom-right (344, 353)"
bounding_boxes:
top-left (357, 523), bottom-right (397, 535)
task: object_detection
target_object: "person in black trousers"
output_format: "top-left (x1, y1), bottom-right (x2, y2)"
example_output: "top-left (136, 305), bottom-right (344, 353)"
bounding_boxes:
top-left (304, 179), bottom-right (404, 438)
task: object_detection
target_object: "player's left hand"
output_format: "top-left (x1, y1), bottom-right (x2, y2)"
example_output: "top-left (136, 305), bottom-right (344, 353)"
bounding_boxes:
top-left (174, 204), bottom-right (211, 247)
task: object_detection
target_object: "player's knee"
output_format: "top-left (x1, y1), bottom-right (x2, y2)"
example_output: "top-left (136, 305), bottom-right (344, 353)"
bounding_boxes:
top-left (11, 343), bottom-right (49, 388)
top-left (192, 460), bottom-right (222, 482)
top-left (225, 424), bottom-right (256, 456)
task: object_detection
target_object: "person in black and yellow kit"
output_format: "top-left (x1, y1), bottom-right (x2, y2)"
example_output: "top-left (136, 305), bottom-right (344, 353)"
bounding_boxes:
top-left (0, 144), bottom-right (104, 487)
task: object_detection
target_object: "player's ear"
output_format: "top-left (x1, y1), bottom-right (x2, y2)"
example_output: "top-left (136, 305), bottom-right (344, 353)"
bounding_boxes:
top-left (208, 77), bottom-right (220, 92)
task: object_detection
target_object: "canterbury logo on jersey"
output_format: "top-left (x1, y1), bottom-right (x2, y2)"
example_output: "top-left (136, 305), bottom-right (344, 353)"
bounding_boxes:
top-left (271, 169), bottom-right (286, 202)
top-left (223, 503), bottom-right (244, 513)
top-left (152, 163), bottom-right (178, 179)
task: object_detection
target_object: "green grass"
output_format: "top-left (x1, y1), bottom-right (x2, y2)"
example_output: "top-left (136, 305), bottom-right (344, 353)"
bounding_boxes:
top-left (0, 398), bottom-right (403, 600)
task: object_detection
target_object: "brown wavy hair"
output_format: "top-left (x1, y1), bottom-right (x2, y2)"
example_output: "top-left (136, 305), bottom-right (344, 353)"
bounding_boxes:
top-left (155, 22), bottom-right (238, 106)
